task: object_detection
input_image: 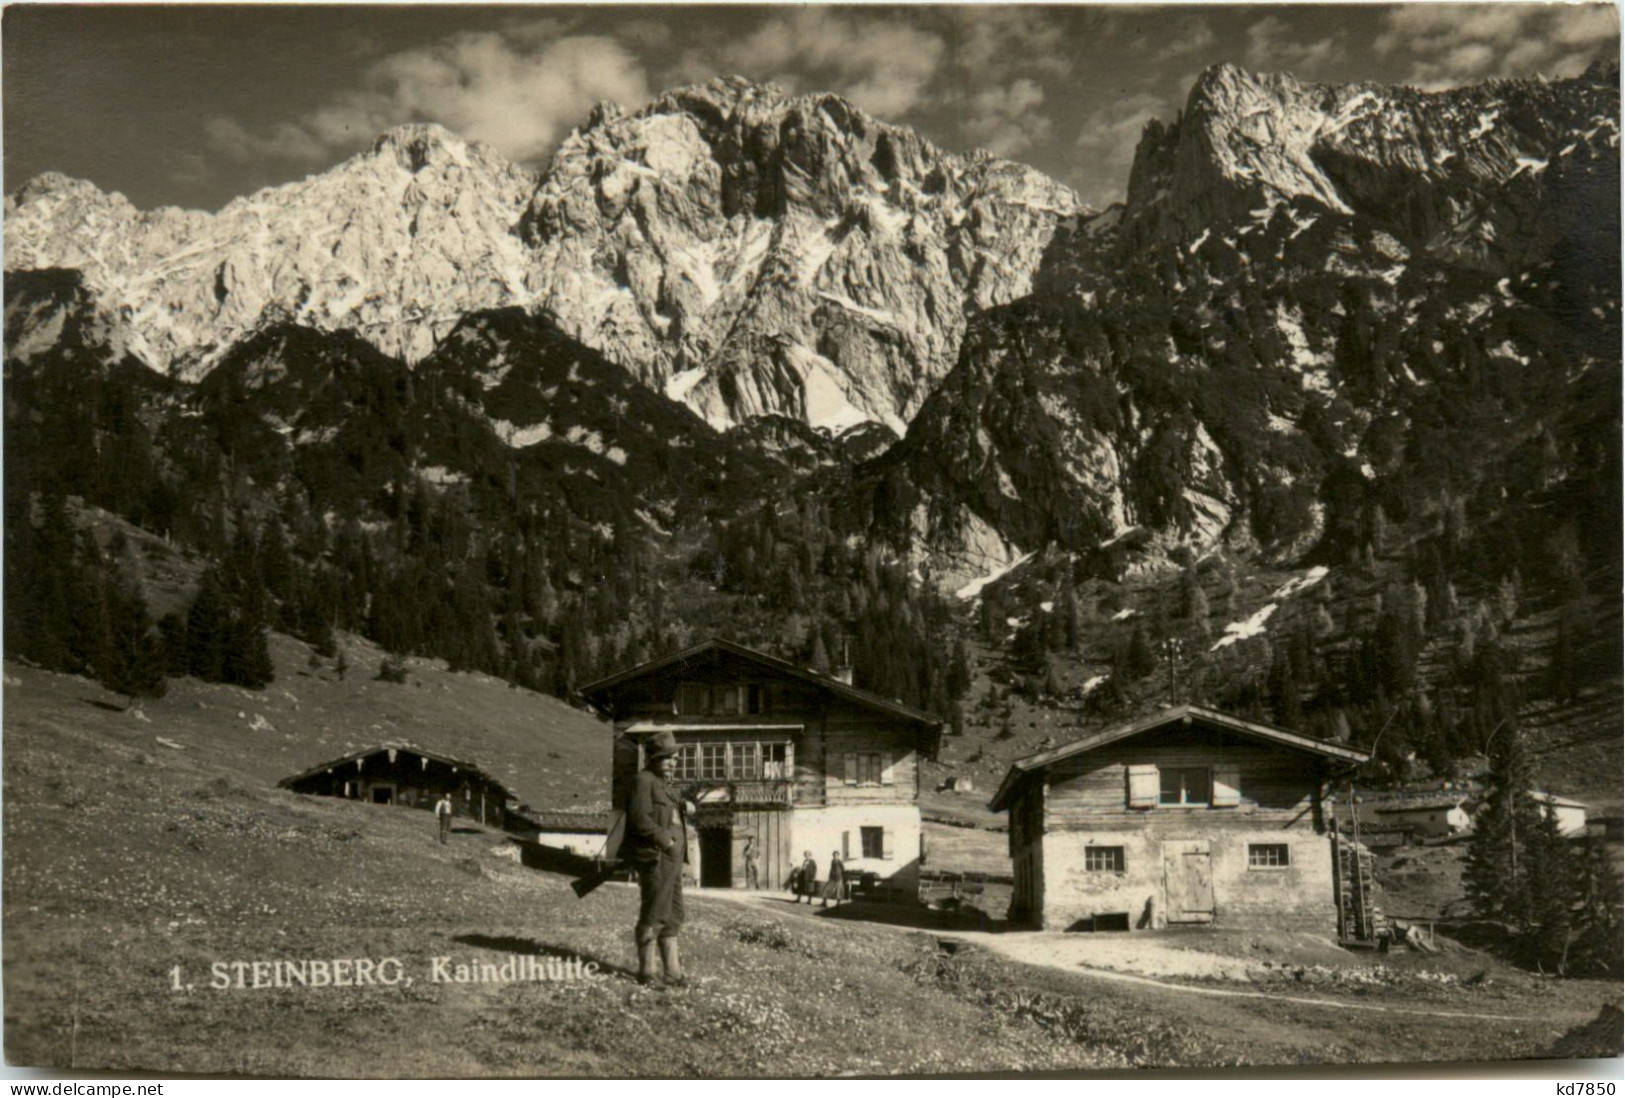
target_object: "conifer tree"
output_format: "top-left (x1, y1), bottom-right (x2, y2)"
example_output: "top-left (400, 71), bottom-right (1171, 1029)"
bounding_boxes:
top-left (1524, 800), bottom-right (1580, 969)
top-left (185, 567), bottom-right (231, 682)
top-left (809, 633), bottom-right (831, 675)
top-left (1464, 727), bottom-right (1541, 932)
top-left (1122, 624), bottom-right (1156, 680)
top-left (99, 579), bottom-right (167, 708)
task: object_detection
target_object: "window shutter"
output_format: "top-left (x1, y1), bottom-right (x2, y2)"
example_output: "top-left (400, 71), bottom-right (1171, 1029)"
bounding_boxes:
top-left (882, 827), bottom-right (895, 860)
top-left (1213, 765), bottom-right (1240, 807)
top-left (842, 831), bottom-right (851, 859)
top-left (880, 753), bottom-right (895, 786)
top-left (1127, 764), bottom-right (1159, 809)
top-left (844, 753), bottom-right (858, 786)
top-left (785, 741), bottom-right (795, 778)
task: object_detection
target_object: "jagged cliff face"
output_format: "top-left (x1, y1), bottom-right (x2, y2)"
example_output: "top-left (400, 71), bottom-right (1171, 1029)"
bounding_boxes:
top-left (5, 127), bottom-right (538, 376)
top-left (5, 80), bottom-right (1076, 434)
top-left (1122, 61), bottom-right (1620, 270)
top-left (874, 62), bottom-right (1620, 586)
top-left (520, 78), bottom-right (1078, 432)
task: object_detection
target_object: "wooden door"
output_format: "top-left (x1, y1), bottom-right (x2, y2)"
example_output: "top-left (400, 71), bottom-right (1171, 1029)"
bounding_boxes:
top-left (1162, 840), bottom-right (1214, 924)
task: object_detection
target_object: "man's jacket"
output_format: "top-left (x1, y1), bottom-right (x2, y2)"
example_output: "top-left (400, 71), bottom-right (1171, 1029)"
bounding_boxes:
top-left (624, 769), bottom-right (687, 865)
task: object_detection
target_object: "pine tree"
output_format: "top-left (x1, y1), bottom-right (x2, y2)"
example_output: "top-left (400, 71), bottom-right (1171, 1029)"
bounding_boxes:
top-left (226, 615), bottom-right (275, 688)
top-left (1547, 610), bottom-right (1581, 704)
top-left (158, 612), bottom-right (189, 676)
top-left (98, 573), bottom-right (167, 708)
top-left (1122, 624), bottom-right (1156, 680)
top-left (1464, 727), bottom-right (1541, 932)
top-left (1268, 650), bottom-right (1302, 728)
top-left (1189, 585), bottom-right (1211, 639)
top-left (1524, 800), bottom-right (1580, 970)
top-left (186, 567), bottom-right (231, 682)
top-left (809, 634), bottom-right (831, 674)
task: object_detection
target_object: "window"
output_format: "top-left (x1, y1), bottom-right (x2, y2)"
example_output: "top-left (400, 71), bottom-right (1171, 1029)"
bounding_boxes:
top-left (1159, 767), bottom-right (1210, 806)
top-left (861, 826), bottom-right (884, 859)
top-left (1248, 843), bottom-right (1290, 869)
top-left (762, 743), bottom-right (788, 779)
top-left (1085, 846), bottom-right (1125, 872)
top-left (677, 684), bottom-right (708, 716)
top-left (729, 742), bottom-right (759, 780)
top-left (674, 745), bottom-right (699, 781)
top-left (675, 682), bottom-right (766, 716)
top-left (860, 754), bottom-right (881, 786)
top-left (699, 744), bottom-right (727, 780)
top-left (714, 685), bottom-right (742, 715)
top-left (844, 752), bottom-right (894, 787)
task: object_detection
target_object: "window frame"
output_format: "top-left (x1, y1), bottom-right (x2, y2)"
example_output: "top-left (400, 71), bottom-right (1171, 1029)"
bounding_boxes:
top-left (729, 742), bottom-right (760, 780)
top-left (1159, 766), bottom-right (1212, 807)
top-left (1247, 843), bottom-right (1291, 870)
top-left (699, 743), bottom-right (727, 781)
top-left (676, 683), bottom-right (709, 716)
top-left (860, 826), bottom-right (885, 859)
top-left (1085, 846), bottom-right (1126, 873)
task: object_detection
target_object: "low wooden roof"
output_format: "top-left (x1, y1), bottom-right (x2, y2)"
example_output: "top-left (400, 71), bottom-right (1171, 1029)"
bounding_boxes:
top-left (278, 742), bottom-right (514, 800)
top-left (522, 809), bottom-right (611, 833)
top-left (579, 637), bottom-right (942, 729)
top-left (1374, 796), bottom-right (1471, 813)
top-left (988, 704), bottom-right (1370, 812)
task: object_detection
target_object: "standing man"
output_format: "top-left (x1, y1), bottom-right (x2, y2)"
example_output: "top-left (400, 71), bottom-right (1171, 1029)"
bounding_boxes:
top-left (743, 836), bottom-right (760, 890)
top-left (434, 793), bottom-right (453, 844)
top-left (796, 850), bottom-right (819, 904)
top-left (822, 849), bottom-right (846, 908)
top-left (625, 730), bottom-right (688, 988)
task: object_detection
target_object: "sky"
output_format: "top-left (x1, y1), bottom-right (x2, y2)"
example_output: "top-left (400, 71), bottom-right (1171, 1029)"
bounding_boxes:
top-left (4, 3), bottom-right (1619, 212)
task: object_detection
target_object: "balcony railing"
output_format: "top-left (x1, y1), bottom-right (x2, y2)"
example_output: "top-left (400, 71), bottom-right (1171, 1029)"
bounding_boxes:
top-left (684, 780), bottom-right (795, 806)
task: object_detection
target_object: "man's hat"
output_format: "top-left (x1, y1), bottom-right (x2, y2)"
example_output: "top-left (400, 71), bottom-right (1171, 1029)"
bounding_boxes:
top-left (646, 729), bottom-right (679, 760)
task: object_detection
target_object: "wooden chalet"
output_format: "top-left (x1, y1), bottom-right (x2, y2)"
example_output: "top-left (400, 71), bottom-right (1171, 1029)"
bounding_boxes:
top-left (581, 638), bottom-right (942, 897)
top-left (279, 744), bottom-right (514, 829)
top-left (989, 705), bottom-right (1369, 933)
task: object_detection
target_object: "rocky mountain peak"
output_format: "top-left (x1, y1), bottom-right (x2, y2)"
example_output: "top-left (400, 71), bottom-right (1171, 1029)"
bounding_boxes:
top-left (1120, 63), bottom-right (1620, 268)
top-left (523, 74), bottom-right (1077, 431)
top-left (368, 121), bottom-right (482, 172)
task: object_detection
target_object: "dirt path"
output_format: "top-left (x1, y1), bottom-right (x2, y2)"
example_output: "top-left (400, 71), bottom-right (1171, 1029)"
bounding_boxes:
top-left (694, 888), bottom-right (1564, 1026)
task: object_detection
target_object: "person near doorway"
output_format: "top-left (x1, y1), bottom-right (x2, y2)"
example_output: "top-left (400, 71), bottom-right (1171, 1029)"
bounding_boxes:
top-left (626, 730), bottom-right (688, 988)
top-left (434, 793), bottom-right (453, 844)
top-left (796, 851), bottom-right (819, 903)
top-left (743, 836), bottom-right (760, 889)
top-left (822, 850), bottom-right (846, 908)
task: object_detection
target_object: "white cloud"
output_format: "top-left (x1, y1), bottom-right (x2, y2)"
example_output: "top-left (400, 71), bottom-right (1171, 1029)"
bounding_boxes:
top-left (1153, 18), bottom-right (1218, 64)
top-left (679, 9), bottom-right (946, 118)
top-left (1074, 91), bottom-right (1171, 205)
top-left (207, 31), bottom-right (649, 166)
top-left (1376, 4), bottom-right (1618, 88)
top-left (951, 8), bottom-right (1070, 77)
top-left (964, 78), bottom-right (1053, 158)
top-left (1243, 15), bottom-right (1343, 76)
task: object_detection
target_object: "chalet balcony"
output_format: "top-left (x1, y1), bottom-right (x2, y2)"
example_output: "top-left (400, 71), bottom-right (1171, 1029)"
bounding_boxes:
top-left (687, 779), bottom-right (796, 806)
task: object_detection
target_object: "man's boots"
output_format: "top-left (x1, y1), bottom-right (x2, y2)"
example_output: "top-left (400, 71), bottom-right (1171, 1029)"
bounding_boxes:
top-left (658, 937), bottom-right (686, 988)
top-left (636, 936), bottom-right (659, 987)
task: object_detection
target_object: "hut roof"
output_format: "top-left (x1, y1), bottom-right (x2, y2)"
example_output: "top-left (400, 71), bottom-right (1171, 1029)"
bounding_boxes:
top-left (989, 704), bottom-right (1369, 813)
top-left (278, 742), bottom-right (514, 800)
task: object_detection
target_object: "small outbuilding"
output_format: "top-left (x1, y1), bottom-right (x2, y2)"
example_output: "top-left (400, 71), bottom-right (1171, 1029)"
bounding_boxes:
top-left (523, 810), bottom-right (611, 856)
top-left (989, 704), bottom-right (1369, 933)
top-left (279, 743), bottom-right (514, 829)
top-left (1373, 795), bottom-right (1473, 838)
top-left (1527, 791), bottom-right (1588, 837)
